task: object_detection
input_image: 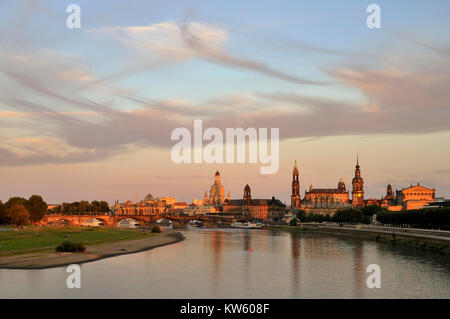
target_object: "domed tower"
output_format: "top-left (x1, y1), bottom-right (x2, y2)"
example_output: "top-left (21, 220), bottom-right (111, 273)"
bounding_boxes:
top-left (352, 154), bottom-right (364, 207)
top-left (209, 171), bottom-right (225, 204)
top-left (291, 160), bottom-right (301, 209)
top-left (338, 177), bottom-right (346, 191)
top-left (244, 184), bottom-right (251, 200)
top-left (385, 180), bottom-right (394, 200)
top-left (214, 170), bottom-right (221, 184)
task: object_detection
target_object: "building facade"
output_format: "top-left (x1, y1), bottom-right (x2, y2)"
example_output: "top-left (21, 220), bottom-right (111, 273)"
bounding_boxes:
top-left (223, 184), bottom-right (286, 221)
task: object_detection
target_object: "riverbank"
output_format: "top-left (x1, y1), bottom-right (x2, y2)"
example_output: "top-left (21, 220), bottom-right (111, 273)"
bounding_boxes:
top-left (267, 224), bottom-right (450, 253)
top-left (0, 230), bottom-right (184, 269)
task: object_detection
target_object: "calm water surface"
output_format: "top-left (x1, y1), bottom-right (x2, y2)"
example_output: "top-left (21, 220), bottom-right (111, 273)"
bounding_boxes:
top-left (1, 228), bottom-right (449, 298)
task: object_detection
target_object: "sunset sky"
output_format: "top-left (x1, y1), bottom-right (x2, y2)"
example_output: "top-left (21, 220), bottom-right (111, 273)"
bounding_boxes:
top-left (0, 0), bottom-right (449, 205)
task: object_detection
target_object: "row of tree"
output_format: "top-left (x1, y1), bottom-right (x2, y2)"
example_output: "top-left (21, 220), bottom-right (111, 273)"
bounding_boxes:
top-left (293, 205), bottom-right (388, 224)
top-left (0, 195), bottom-right (48, 226)
top-left (49, 201), bottom-right (109, 215)
top-left (376, 207), bottom-right (450, 230)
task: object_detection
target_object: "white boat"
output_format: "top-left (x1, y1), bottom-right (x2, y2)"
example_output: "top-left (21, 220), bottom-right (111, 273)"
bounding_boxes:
top-left (231, 221), bottom-right (263, 229)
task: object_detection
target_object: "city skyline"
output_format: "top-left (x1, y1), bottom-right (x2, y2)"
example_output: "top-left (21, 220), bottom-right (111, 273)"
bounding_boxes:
top-left (0, 1), bottom-right (449, 204)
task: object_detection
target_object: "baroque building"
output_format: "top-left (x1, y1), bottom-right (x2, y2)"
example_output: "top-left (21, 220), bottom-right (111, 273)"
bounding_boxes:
top-left (304, 178), bottom-right (350, 209)
top-left (290, 154), bottom-right (364, 216)
top-left (205, 171), bottom-right (226, 205)
top-left (223, 184), bottom-right (286, 222)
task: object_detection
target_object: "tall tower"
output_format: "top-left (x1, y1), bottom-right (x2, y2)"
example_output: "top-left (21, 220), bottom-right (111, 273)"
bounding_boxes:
top-left (352, 154), bottom-right (364, 207)
top-left (291, 160), bottom-right (301, 209)
top-left (244, 184), bottom-right (251, 200)
top-left (385, 180), bottom-right (394, 200)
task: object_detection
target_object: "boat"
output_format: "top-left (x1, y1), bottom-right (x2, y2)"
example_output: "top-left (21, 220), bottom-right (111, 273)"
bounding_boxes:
top-left (231, 221), bottom-right (263, 229)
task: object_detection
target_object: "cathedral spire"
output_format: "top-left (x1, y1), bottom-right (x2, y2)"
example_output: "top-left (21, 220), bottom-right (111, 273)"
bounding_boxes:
top-left (291, 160), bottom-right (301, 209)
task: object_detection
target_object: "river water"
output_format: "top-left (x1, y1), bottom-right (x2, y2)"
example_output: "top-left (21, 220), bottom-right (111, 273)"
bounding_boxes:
top-left (1, 227), bottom-right (449, 298)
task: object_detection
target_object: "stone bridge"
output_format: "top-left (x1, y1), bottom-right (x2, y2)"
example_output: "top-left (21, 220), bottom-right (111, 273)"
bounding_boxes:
top-left (39, 214), bottom-right (237, 227)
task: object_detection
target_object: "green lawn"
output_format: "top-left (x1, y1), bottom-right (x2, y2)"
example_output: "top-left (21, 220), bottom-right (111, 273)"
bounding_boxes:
top-left (0, 226), bottom-right (154, 256)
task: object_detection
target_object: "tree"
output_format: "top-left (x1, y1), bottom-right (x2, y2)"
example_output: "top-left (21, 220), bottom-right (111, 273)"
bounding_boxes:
top-left (27, 195), bottom-right (48, 223)
top-left (332, 208), bottom-right (364, 224)
top-left (9, 204), bottom-right (30, 226)
top-left (361, 205), bottom-right (386, 223)
top-left (0, 201), bottom-right (10, 225)
top-left (296, 210), bottom-right (307, 222)
top-left (6, 197), bottom-right (28, 209)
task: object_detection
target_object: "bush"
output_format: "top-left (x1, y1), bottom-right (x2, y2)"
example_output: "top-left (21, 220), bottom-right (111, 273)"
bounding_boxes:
top-left (56, 241), bottom-right (86, 253)
top-left (151, 226), bottom-right (161, 233)
top-left (295, 210), bottom-right (307, 222)
top-left (289, 218), bottom-right (298, 226)
top-left (77, 242), bottom-right (86, 252)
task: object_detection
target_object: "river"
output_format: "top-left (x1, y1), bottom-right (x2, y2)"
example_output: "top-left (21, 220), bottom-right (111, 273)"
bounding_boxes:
top-left (0, 227), bottom-right (449, 298)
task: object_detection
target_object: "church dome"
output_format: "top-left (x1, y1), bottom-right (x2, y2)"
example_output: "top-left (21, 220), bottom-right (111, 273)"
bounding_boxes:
top-left (144, 193), bottom-right (155, 201)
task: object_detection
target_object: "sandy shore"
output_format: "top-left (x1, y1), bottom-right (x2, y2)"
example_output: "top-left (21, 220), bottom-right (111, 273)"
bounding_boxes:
top-left (0, 231), bottom-right (184, 270)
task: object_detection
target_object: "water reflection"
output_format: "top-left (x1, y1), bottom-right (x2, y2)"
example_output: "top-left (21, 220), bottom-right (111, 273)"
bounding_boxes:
top-left (0, 228), bottom-right (449, 298)
top-left (289, 232), bottom-right (301, 294)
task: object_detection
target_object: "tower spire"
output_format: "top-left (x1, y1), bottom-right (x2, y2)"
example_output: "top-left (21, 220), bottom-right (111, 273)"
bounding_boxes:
top-left (356, 150), bottom-right (359, 167)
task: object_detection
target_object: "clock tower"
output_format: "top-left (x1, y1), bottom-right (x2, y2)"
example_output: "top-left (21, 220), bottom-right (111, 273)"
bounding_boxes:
top-left (352, 155), bottom-right (364, 207)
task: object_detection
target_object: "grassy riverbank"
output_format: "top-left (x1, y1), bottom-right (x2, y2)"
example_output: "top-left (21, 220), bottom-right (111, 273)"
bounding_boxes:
top-left (0, 226), bottom-right (154, 256)
top-left (269, 224), bottom-right (450, 254)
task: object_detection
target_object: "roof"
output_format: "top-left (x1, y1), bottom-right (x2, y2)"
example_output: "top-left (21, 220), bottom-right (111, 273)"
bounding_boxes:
top-left (306, 189), bottom-right (348, 194)
top-left (225, 198), bottom-right (285, 207)
top-left (402, 185), bottom-right (435, 192)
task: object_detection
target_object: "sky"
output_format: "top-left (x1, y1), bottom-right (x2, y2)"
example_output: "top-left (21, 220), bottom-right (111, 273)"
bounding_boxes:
top-left (0, 0), bottom-right (449, 205)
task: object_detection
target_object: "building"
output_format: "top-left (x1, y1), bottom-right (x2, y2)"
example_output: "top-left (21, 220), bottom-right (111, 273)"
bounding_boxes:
top-left (352, 155), bottom-right (364, 207)
top-left (395, 183), bottom-right (436, 210)
top-left (304, 178), bottom-right (350, 207)
top-left (290, 160), bottom-right (301, 209)
top-left (204, 171), bottom-right (227, 205)
top-left (223, 184), bottom-right (286, 222)
top-left (184, 205), bottom-right (216, 216)
top-left (111, 191), bottom-right (176, 215)
top-left (192, 199), bottom-right (204, 206)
